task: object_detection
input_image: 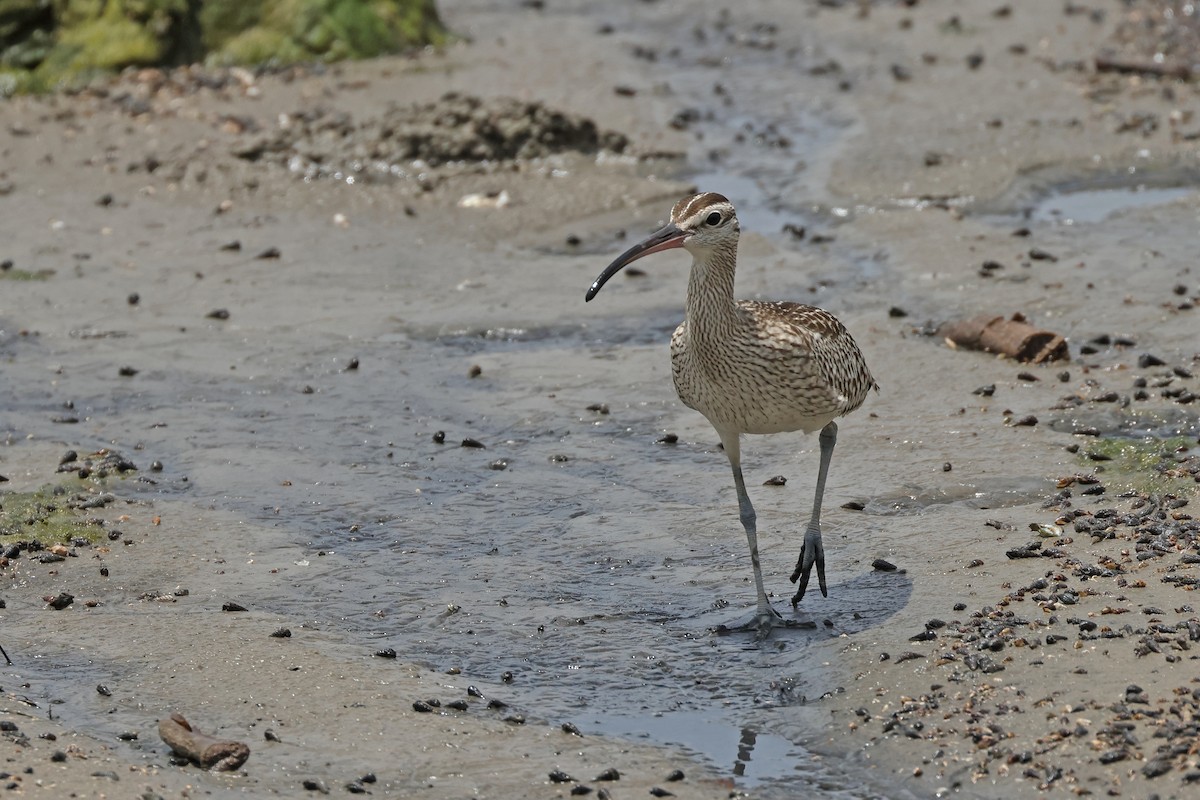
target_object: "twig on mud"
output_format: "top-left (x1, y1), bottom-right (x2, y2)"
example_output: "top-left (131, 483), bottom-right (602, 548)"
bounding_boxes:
top-left (158, 713), bottom-right (250, 771)
top-left (1094, 54), bottom-right (1195, 80)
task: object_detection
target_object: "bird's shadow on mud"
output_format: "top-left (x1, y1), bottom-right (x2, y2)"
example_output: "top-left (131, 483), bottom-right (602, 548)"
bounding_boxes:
top-left (811, 566), bottom-right (914, 635)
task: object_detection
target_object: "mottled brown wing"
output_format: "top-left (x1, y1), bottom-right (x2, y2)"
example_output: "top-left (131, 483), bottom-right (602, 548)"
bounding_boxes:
top-left (744, 301), bottom-right (878, 415)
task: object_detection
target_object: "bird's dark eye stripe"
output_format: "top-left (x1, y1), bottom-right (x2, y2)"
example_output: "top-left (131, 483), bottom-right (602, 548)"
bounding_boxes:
top-left (706, 211), bottom-right (722, 226)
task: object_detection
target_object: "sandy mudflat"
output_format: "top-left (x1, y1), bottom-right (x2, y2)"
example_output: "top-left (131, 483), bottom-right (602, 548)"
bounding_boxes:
top-left (3, 1), bottom-right (1200, 798)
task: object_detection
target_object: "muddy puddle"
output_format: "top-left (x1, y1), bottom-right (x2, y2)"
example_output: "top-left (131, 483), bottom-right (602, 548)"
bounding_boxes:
top-left (975, 160), bottom-right (1200, 226)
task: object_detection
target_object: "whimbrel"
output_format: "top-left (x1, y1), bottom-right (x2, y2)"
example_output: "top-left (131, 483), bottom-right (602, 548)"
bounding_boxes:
top-left (585, 192), bottom-right (877, 634)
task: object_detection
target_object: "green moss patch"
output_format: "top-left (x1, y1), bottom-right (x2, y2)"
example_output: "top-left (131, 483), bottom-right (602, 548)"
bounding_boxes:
top-left (1, 0), bottom-right (448, 93)
top-left (1081, 435), bottom-right (1200, 497)
top-left (0, 266), bottom-right (54, 280)
top-left (0, 484), bottom-right (107, 547)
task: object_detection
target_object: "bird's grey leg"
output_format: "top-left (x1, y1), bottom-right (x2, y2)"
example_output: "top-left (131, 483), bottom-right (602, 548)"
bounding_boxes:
top-left (721, 434), bottom-right (780, 635)
top-left (732, 462), bottom-right (777, 620)
top-left (790, 421), bottom-right (836, 605)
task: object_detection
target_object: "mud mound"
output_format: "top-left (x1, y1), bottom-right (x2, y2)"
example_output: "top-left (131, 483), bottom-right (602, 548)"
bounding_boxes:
top-left (234, 92), bottom-right (630, 180)
top-left (1100, 0), bottom-right (1200, 77)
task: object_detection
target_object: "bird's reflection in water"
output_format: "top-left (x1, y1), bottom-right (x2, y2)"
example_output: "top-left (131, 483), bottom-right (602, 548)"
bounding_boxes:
top-left (733, 727), bottom-right (758, 776)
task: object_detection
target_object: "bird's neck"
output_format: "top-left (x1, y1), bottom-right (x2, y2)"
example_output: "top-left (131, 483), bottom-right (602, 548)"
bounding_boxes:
top-left (685, 248), bottom-right (740, 332)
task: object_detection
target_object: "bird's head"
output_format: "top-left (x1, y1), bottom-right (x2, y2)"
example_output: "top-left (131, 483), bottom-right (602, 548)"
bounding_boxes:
top-left (585, 192), bottom-right (739, 301)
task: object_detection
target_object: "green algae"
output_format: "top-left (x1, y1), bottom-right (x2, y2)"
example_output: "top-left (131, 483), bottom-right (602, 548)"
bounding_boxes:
top-left (0, 266), bottom-right (54, 280)
top-left (1080, 435), bottom-right (1199, 497)
top-left (0, 484), bottom-right (105, 547)
top-left (206, 0), bottom-right (448, 67)
top-left (0, 0), bottom-right (447, 93)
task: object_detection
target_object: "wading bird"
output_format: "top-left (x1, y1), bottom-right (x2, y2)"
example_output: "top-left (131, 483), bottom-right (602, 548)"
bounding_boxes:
top-left (585, 192), bottom-right (877, 635)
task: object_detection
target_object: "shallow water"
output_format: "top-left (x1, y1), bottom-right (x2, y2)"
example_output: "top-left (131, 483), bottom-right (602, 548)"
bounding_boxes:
top-left (1031, 184), bottom-right (1196, 224)
top-left (975, 162), bottom-right (1200, 227)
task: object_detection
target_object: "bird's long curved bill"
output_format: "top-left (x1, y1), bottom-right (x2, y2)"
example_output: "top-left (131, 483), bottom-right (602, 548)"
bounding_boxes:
top-left (584, 224), bottom-right (686, 301)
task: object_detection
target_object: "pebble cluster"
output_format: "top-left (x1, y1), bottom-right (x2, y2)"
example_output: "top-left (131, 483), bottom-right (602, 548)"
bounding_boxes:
top-left (847, 337), bottom-right (1199, 793)
top-left (232, 91), bottom-right (630, 182)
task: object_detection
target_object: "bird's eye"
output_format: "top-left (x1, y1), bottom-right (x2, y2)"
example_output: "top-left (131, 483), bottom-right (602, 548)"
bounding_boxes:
top-left (706, 211), bottom-right (722, 226)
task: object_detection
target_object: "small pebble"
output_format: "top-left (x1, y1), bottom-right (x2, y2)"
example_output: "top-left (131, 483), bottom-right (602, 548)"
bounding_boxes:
top-left (1138, 353), bottom-right (1166, 368)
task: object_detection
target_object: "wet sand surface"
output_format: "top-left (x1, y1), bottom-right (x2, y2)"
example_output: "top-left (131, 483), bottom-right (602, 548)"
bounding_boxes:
top-left (2, 1), bottom-right (1199, 797)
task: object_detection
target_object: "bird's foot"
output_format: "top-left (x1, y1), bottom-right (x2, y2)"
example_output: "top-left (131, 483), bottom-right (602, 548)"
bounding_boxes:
top-left (715, 604), bottom-right (812, 640)
top-left (789, 524), bottom-right (828, 606)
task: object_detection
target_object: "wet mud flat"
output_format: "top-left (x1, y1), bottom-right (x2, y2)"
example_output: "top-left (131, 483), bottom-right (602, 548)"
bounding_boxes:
top-left (0, 444), bottom-right (741, 799)
top-left (2, 0), bottom-right (1200, 798)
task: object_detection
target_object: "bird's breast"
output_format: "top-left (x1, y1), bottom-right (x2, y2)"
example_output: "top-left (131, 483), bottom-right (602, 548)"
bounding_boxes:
top-left (669, 305), bottom-right (872, 435)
